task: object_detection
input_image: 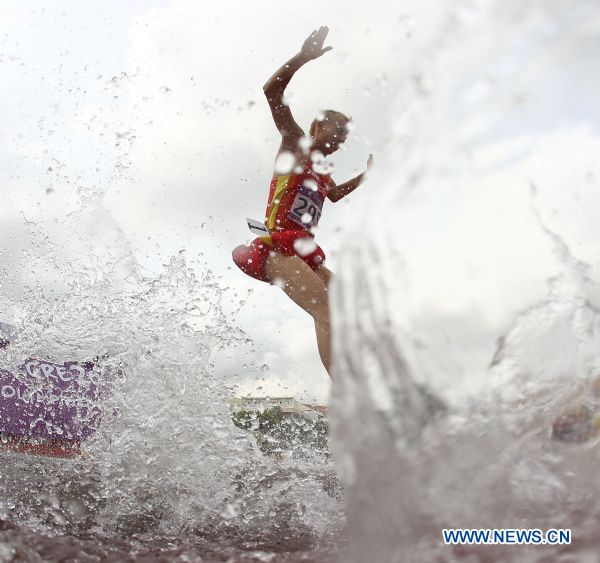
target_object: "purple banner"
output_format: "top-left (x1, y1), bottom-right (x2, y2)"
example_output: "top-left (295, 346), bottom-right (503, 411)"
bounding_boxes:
top-left (0, 358), bottom-right (106, 442)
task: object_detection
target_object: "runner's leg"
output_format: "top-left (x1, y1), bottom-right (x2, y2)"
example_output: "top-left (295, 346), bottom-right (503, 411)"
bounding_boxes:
top-left (265, 252), bottom-right (332, 375)
top-left (315, 264), bottom-right (334, 289)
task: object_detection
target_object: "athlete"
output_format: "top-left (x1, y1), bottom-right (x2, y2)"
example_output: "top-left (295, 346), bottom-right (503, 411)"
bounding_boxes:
top-left (232, 27), bottom-right (373, 376)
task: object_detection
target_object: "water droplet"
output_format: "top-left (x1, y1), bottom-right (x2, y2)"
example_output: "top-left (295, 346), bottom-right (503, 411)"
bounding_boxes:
top-left (298, 136), bottom-right (311, 154)
top-left (303, 179), bottom-right (318, 192)
top-left (221, 503), bottom-right (240, 519)
top-left (274, 151), bottom-right (296, 174)
top-left (293, 237), bottom-right (317, 257)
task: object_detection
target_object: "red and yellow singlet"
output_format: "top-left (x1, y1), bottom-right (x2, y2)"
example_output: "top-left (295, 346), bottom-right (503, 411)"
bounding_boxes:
top-left (265, 161), bottom-right (331, 232)
top-left (232, 160), bottom-right (331, 282)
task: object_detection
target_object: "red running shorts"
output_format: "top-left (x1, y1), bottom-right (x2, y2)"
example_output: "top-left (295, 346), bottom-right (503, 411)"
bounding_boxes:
top-left (232, 230), bottom-right (325, 283)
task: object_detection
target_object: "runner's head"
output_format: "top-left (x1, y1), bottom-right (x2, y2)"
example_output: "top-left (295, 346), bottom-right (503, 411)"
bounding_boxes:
top-left (309, 110), bottom-right (351, 155)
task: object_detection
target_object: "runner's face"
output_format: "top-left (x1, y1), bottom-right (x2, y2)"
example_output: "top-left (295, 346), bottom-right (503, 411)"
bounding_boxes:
top-left (315, 120), bottom-right (348, 152)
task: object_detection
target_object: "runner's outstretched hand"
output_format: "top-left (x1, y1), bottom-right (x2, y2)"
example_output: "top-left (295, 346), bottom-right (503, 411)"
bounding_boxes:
top-left (367, 154), bottom-right (374, 171)
top-left (299, 27), bottom-right (333, 62)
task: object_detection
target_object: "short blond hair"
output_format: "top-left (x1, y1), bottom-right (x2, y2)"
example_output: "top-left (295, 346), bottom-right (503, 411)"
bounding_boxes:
top-left (310, 110), bottom-right (351, 137)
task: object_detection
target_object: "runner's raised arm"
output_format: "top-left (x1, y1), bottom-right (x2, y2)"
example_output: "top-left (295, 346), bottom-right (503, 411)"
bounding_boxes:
top-left (263, 27), bottom-right (333, 149)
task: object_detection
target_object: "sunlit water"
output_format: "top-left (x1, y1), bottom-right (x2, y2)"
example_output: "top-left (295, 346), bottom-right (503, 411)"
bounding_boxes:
top-left (332, 0), bottom-right (600, 561)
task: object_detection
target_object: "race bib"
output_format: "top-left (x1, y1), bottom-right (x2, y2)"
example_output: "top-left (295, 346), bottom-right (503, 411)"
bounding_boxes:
top-left (288, 185), bottom-right (324, 229)
top-left (246, 217), bottom-right (270, 237)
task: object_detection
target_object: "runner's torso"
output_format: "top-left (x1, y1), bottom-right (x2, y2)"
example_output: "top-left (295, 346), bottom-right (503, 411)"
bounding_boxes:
top-left (264, 157), bottom-right (331, 233)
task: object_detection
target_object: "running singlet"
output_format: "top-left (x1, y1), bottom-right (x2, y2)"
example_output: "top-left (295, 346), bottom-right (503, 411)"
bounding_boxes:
top-left (264, 161), bottom-right (331, 233)
top-left (232, 160), bottom-right (330, 282)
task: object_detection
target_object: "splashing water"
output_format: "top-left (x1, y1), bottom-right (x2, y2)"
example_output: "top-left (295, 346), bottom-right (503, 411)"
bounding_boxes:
top-left (331, 1), bottom-right (600, 561)
top-left (3, 1), bottom-right (599, 561)
top-left (0, 191), bottom-right (343, 560)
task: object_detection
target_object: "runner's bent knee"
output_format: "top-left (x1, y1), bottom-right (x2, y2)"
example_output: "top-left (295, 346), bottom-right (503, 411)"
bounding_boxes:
top-left (265, 252), bottom-right (329, 317)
